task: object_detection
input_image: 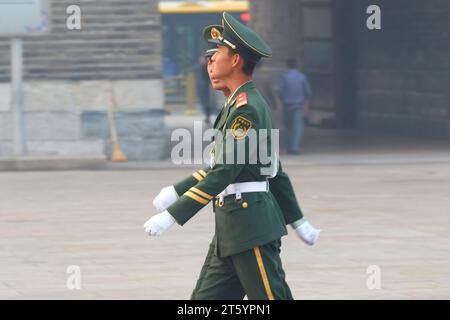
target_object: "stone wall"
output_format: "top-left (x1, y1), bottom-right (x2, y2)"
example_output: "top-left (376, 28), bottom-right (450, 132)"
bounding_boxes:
top-left (249, 0), bottom-right (337, 122)
top-left (0, 0), bottom-right (167, 160)
top-left (352, 0), bottom-right (450, 139)
top-left (250, 0), bottom-right (450, 139)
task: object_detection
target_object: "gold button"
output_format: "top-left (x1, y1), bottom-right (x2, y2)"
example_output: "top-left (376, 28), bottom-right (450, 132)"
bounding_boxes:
top-left (242, 202), bottom-right (248, 208)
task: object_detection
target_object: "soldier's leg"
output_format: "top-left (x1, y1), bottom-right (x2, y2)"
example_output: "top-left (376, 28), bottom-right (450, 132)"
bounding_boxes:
top-left (231, 240), bottom-right (293, 300)
top-left (191, 240), bottom-right (245, 300)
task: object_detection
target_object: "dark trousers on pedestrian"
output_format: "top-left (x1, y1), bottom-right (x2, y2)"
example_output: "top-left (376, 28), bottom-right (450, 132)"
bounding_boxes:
top-left (191, 239), bottom-right (293, 300)
top-left (282, 104), bottom-right (304, 154)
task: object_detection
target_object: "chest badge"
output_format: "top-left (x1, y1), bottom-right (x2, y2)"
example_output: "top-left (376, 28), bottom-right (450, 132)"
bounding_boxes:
top-left (230, 115), bottom-right (252, 139)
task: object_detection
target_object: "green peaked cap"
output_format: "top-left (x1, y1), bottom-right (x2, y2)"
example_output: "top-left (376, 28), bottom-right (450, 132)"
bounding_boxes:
top-left (202, 25), bottom-right (222, 57)
top-left (202, 12), bottom-right (272, 62)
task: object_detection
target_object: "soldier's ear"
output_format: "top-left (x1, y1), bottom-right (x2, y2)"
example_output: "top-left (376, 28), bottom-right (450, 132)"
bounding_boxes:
top-left (231, 53), bottom-right (242, 69)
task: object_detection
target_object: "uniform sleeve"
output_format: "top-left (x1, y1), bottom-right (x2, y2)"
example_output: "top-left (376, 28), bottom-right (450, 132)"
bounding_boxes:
top-left (173, 168), bottom-right (211, 196)
top-left (269, 160), bottom-right (304, 225)
top-left (167, 106), bottom-right (260, 225)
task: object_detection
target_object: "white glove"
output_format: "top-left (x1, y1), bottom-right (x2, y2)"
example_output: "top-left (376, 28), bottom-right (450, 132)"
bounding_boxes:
top-left (143, 210), bottom-right (176, 236)
top-left (294, 221), bottom-right (321, 246)
top-left (152, 185), bottom-right (178, 212)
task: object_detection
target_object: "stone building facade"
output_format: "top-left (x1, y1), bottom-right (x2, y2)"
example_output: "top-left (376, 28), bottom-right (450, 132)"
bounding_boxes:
top-left (0, 0), bottom-right (167, 160)
top-left (250, 0), bottom-right (450, 140)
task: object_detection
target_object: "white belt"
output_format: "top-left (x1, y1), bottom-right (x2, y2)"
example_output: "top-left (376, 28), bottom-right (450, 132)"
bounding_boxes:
top-left (217, 181), bottom-right (269, 201)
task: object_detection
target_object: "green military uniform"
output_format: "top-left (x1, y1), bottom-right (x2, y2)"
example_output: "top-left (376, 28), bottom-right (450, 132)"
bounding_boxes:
top-left (166, 13), bottom-right (304, 300)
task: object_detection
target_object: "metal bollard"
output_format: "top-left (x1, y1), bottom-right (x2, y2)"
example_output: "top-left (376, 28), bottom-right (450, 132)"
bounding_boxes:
top-left (184, 71), bottom-right (198, 115)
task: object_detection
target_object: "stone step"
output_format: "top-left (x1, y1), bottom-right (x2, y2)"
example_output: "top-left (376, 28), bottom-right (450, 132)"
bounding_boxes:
top-left (0, 0), bottom-right (161, 82)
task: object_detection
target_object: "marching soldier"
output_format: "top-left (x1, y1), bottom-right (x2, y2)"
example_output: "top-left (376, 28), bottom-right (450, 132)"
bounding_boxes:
top-left (144, 13), bottom-right (320, 300)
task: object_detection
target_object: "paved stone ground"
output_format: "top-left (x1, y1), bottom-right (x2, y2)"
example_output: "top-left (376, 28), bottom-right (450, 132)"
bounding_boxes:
top-left (1, 146), bottom-right (450, 299)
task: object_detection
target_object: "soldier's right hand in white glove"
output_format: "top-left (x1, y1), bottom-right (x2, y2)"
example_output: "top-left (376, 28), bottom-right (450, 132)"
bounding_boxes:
top-left (152, 185), bottom-right (178, 212)
top-left (294, 221), bottom-right (321, 246)
top-left (143, 210), bottom-right (176, 236)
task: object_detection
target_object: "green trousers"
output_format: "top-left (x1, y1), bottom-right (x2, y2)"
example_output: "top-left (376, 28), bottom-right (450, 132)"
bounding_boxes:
top-left (191, 238), bottom-right (293, 300)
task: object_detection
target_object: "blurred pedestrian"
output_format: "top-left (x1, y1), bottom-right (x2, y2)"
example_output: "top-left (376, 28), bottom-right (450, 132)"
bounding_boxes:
top-left (163, 56), bottom-right (177, 77)
top-left (278, 58), bottom-right (311, 155)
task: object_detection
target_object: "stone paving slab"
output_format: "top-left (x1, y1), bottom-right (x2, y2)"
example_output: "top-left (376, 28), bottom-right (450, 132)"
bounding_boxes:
top-left (0, 161), bottom-right (449, 299)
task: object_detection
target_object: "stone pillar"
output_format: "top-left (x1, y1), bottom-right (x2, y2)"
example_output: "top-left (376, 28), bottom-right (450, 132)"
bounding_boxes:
top-left (249, 0), bottom-right (303, 74)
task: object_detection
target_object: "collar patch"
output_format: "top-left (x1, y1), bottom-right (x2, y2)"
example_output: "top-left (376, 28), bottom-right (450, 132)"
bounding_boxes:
top-left (235, 92), bottom-right (248, 109)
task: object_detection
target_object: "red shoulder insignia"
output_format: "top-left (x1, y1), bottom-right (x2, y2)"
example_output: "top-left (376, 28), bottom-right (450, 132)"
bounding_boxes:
top-left (235, 92), bottom-right (248, 109)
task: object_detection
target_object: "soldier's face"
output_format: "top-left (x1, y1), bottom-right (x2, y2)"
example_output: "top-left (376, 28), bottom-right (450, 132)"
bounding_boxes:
top-left (207, 55), bottom-right (228, 92)
top-left (209, 45), bottom-right (235, 82)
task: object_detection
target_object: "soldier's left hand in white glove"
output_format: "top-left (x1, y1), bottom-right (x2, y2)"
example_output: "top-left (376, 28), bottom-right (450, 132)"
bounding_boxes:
top-left (152, 185), bottom-right (178, 212)
top-left (292, 220), bottom-right (321, 246)
top-left (144, 210), bottom-right (176, 236)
